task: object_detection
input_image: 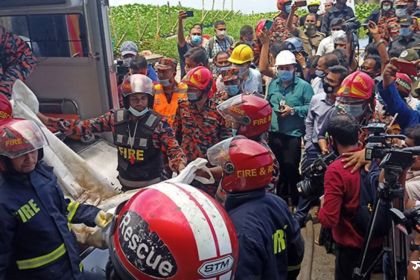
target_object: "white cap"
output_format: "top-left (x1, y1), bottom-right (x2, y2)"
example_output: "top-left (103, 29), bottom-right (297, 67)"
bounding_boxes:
top-left (275, 50), bottom-right (297, 66)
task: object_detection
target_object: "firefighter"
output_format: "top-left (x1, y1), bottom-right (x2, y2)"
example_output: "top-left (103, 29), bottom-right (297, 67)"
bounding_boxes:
top-left (174, 66), bottom-right (232, 196)
top-left (207, 137), bottom-right (304, 279)
top-left (37, 75), bottom-right (187, 191)
top-left (0, 94), bottom-right (12, 119)
top-left (270, 0), bottom-right (299, 42)
top-left (106, 181), bottom-right (239, 280)
top-left (213, 94), bottom-right (280, 206)
top-left (364, 0), bottom-right (395, 43)
top-left (0, 118), bottom-right (109, 280)
top-left (153, 58), bottom-right (188, 127)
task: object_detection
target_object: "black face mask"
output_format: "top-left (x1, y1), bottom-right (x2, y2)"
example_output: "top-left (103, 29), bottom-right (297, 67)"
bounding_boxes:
top-left (361, 70), bottom-right (376, 79)
top-left (323, 80), bottom-right (336, 94)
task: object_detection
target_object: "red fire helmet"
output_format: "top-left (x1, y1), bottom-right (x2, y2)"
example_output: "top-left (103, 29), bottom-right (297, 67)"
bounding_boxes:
top-left (217, 94), bottom-right (272, 138)
top-left (0, 118), bottom-right (48, 159)
top-left (207, 137), bottom-right (274, 192)
top-left (393, 72), bottom-right (412, 98)
top-left (336, 71), bottom-right (375, 101)
top-left (256, 19), bottom-right (268, 35)
top-left (182, 66), bottom-right (216, 98)
top-left (0, 94), bottom-right (12, 119)
top-left (109, 182), bottom-right (238, 280)
top-left (277, 0), bottom-right (292, 10)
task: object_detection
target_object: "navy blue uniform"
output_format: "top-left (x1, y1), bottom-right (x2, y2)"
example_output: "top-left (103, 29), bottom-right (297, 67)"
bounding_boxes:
top-left (225, 188), bottom-right (304, 280)
top-left (0, 161), bottom-right (101, 280)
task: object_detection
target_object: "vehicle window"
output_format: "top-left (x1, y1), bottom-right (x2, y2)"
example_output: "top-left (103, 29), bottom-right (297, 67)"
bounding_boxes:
top-left (0, 14), bottom-right (88, 58)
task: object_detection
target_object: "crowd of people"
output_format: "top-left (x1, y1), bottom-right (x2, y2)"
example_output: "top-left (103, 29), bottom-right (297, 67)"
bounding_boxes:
top-left (4, 0), bottom-right (420, 279)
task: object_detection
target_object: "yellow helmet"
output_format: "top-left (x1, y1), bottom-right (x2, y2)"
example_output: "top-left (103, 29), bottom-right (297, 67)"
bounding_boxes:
top-left (308, 0), bottom-right (321, 6)
top-left (228, 44), bottom-right (254, 65)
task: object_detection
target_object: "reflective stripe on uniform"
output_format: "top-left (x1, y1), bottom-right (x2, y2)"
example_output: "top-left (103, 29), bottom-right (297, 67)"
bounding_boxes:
top-left (16, 243), bottom-right (66, 270)
top-left (67, 201), bottom-right (79, 230)
top-left (287, 264), bottom-right (302, 271)
top-left (79, 262), bottom-right (83, 271)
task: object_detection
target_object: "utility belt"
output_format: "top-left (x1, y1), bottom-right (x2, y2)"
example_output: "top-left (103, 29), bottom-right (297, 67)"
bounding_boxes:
top-left (118, 176), bottom-right (161, 189)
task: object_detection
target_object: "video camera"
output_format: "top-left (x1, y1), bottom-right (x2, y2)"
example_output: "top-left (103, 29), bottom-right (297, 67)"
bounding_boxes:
top-left (116, 60), bottom-right (129, 85)
top-left (297, 151), bottom-right (337, 200)
top-left (342, 17), bottom-right (362, 32)
top-left (390, 205), bottom-right (420, 235)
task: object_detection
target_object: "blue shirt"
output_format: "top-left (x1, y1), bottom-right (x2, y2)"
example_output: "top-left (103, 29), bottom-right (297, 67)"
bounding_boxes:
top-left (377, 81), bottom-right (419, 132)
top-left (267, 76), bottom-right (314, 137)
top-left (147, 65), bottom-right (158, 82)
top-left (305, 92), bottom-right (334, 145)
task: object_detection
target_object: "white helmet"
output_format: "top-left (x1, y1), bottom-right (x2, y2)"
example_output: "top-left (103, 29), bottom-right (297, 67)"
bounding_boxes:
top-left (275, 50), bottom-right (297, 66)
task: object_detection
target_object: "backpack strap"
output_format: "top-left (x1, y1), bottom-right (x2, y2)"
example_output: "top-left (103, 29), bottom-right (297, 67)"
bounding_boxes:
top-left (209, 37), bottom-right (215, 55)
top-left (226, 36), bottom-right (234, 45)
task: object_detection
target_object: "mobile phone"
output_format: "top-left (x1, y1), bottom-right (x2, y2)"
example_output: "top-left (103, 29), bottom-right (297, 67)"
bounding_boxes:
top-left (186, 11), bottom-right (194, 18)
top-left (263, 20), bottom-right (274, 33)
top-left (295, 0), bottom-right (307, 7)
top-left (279, 100), bottom-right (286, 112)
top-left (392, 60), bottom-right (418, 77)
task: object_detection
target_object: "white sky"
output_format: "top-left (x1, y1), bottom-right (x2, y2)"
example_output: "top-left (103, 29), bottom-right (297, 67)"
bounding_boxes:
top-left (109, 0), bottom-right (277, 14)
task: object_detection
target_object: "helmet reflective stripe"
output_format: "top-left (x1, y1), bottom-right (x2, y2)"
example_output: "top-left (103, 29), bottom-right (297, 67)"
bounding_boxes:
top-left (148, 183), bottom-right (233, 260)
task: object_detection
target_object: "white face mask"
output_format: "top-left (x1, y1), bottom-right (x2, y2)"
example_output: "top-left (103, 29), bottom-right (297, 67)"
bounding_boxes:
top-left (129, 106), bottom-right (149, 117)
top-left (216, 30), bottom-right (227, 39)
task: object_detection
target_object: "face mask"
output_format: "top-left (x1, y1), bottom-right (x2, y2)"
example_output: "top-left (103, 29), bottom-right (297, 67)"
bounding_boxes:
top-left (129, 106), bottom-right (149, 117)
top-left (191, 35), bottom-right (202, 46)
top-left (315, 70), bottom-right (325, 78)
top-left (225, 85), bottom-right (240, 96)
top-left (278, 70), bottom-right (294, 82)
top-left (245, 40), bottom-right (254, 46)
top-left (159, 79), bottom-right (171, 86)
top-left (396, 8), bottom-right (407, 17)
top-left (237, 65), bottom-right (248, 76)
top-left (123, 57), bottom-right (132, 67)
top-left (216, 30), bottom-right (227, 39)
top-left (285, 5), bottom-right (291, 13)
top-left (331, 30), bottom-right (341, 41)
top-left (308, 7), bottom-right (318, 13)
top-left (232, 128), bottom-right (238, 136)
top-left (215, 65), bottom-right (230, 74)
top-left (361, 70), bottom-right (376, 79)
top-left (187, 92), bottom-right (201, 102)
top-left (323, 81), bottom-right (335, 94)
top-left (400, 27), bottom-right (411, 36)
top-left (382, 5), bottom-right (391, 11)
top-left (305, 24), bottom-right (316, 31)
top-left (338, 103), bottom-right (365, 118)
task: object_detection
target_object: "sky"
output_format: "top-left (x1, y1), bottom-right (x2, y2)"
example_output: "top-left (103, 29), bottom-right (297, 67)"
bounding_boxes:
top-left (109, 0), bottom-right (277, 14)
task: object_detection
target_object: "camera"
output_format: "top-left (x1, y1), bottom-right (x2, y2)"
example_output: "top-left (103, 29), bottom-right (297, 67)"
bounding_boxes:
top-left (297, 151), bottom-right (337, 200)
top-left (390, 205), bottom-right (420, 235)
top-left (342, 17), bottom-right (362, 32)
top-left (116, 60), bottom-right (129, 85)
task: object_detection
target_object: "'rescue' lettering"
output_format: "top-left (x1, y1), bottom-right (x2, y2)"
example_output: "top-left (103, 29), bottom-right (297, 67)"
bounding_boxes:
top-left (6, 138), bottom-right (23, 146)
top-left (118, 147), bottom-right (144, 161)
top-left (118, 211), bottom-right (177, 278)
top-left (14, 199), bottom-right (41, 223)
top-left (0, 111), bottom-right (10, 119)
top-left (272, 225), bottom-right (288, 254)
top-left (229, 106), bottom-right (245, 115)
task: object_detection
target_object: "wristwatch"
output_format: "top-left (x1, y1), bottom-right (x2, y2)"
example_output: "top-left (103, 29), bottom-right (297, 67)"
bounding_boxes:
top-left (302, 65), bottom-right (307, 69)
top-left (290, 108), bottom-right (295, 116)
top-left (410, 240), bottom-right (420, 252)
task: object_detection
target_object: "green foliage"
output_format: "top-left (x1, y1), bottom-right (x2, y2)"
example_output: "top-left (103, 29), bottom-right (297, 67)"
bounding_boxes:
top-left (109, 3), bottom-right (380, 58)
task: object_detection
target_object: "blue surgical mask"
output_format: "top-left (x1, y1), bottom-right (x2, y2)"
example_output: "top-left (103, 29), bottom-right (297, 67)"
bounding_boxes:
top-left (278, 70), bottom-right (294, 82)
top-left (400, 27), bottom-right (411, 37)
top-left (232, 128), bottom-right (238, 136)
top-left (129, 106), bottom-right (149, 117)
top-left (396, 8), bottom-right (407, 17)
top-left (159, 79), bottom-right (171, 86)
top-left (187, 92), bottom-right (199, 102)
top-left (215, 65), bottom-right (230, 74)
top-left (285, 5), bottom-right (291, 13)
top-left (237, 65), bottom-right (248, 76)
top-left (245, 40), bottom-right (254, 47)
top-left (382, 5), bottom-right (391, 11)
top-left (337, 103), bottom-right (365, 118)
top-left (226, 85), bottom-right (240, 96)
top-left (191, 35), bottom-right (202, 46)
top-left (315, 70), bottom-right (325, 78)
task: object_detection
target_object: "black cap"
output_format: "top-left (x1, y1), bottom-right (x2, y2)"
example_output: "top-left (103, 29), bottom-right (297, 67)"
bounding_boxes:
top-left (398, 15), bottom-right (413, 26)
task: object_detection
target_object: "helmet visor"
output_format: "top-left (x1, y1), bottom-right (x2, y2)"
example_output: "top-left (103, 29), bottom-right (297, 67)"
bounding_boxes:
top-left (217, 95), bottom-right (251, 125)
top-left (0, 120), bottom-right (48, 159)
top-left (207, 136), bottom-right (246, 167)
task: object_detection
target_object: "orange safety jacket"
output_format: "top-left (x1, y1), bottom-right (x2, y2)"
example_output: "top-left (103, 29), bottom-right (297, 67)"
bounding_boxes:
top-left (153, 82), bottom-right (188, 127)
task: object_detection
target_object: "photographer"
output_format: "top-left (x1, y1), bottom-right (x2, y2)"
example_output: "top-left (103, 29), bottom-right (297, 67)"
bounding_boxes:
top-left (318, 114), bottom-right (384, 280)
top-left (321, 0), bottom-right (355, 35)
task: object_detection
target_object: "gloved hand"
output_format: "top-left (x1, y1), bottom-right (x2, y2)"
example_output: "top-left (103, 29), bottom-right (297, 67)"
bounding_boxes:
top-left (94, 210), bottom-right (113, 228)
top-left (85, 227), bottom-right (108, 249)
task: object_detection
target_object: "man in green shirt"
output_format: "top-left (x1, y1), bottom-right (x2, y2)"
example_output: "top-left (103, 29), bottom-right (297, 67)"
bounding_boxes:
top-left (267, 50), bottom-right (314, 209)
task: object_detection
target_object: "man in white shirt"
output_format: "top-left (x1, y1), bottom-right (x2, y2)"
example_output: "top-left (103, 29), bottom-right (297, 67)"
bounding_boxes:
top-left (316, 19), bottom-right (344, 56)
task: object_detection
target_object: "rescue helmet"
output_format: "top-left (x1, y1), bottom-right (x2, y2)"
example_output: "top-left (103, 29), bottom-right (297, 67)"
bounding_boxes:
top-left (336, 71), bottom-right (375, 101)
top-left (285, 37), bottom-right (305, 53)
top-left (217, 95), bottom-right (272, 138)
top-left (256, 19), bottom-right (269, 35)
top-left (308, 0), bottom-right (321, 6)
top-left (0, 119), bottom-right (48, 171)
top-left (182, 66), bottom-right (216, 98)
top-left (108, 182), bottom-right (239, 280)
top-left (380, 0), bottom-right (393, 4)
top-left (277, 0), bottom-right (292, 11)
top-left (121, 74), bottom-right (155, 109)
top-left (395, 0), bottom-right (407, 6)
top-left (393, 73), bottom-right (412, 99)
top-left (0, 94), bottom-right (12, 119)
top-left (275, 50), bottom-right (297, 66)
top-left (228, 45), bottom-right (254, 65)
top-left (207, 137), bottom-right (274, 192)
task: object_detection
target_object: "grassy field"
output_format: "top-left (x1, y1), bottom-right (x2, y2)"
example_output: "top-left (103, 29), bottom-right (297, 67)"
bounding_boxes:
top-left (109, 3), bottom-right (378, 59)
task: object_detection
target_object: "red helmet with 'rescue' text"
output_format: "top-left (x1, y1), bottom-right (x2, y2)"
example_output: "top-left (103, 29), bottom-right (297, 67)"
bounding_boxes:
top-left (182, 66), bottom-right (216, 98)
top-left (207, 137), bottom-right (274, 192)
top-left (393, 73), bottom-right (412, 98)
top-left (0, 95), bottom-right (12, 119)
top-left (336, 71), bottom-right (375, 101)
top-left (256, 19), bottom-right (269, 35)
top-left (217, 95), bottom-right (272, 138)
top-left (108, 182), bottom-right (238, 280)
top-left (277, 0), bottom-right (292, 11)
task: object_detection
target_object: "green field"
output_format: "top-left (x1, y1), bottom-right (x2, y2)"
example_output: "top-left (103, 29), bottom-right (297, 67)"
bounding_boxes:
top-left (109, 3), bottom-right (379, 59)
